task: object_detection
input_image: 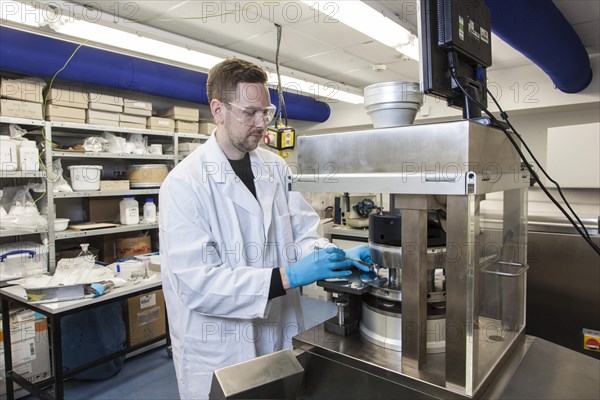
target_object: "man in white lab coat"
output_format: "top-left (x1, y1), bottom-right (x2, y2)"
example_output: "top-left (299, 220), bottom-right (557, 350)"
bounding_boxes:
top-left (159, 58), bottom-right (371, 399)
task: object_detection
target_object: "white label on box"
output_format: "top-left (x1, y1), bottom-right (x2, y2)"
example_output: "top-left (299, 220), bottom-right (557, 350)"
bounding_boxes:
top-left (158, 120), bottom-right (169, 126)
top-left (11, 310), bottom-right (36, 323)
top-left (7, 321), bottom-right (36, 342)
top-left (139, 293), bottom-right (156, 309)
top-left (0, 338), bottom-right (36, 370)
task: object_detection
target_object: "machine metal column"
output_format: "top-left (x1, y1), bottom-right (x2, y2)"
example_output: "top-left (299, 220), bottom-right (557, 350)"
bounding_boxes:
top-left (445, 190), bottom-right (480, 391)
top-left (396, 195), bottom-right (429, 370)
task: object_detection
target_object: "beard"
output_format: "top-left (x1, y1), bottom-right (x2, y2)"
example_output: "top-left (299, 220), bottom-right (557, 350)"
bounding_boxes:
top-left (230, 127), bottom-right (265, 154)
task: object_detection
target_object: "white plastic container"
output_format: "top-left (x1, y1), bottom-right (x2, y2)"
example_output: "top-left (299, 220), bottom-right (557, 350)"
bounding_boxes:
top-left (0, 136), bottom-right (17, 172)
top-left (19, 140), bottom-right (39, 171)
top-left (119, 196), bottom-right (139, 225)
top-left (143, 198), bottom-right (157, 223)
top-left (68, 165), bottom-right (102, 191)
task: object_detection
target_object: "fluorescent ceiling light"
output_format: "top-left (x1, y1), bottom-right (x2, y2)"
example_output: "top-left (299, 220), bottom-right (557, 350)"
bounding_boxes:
top-left (1, 0), bottom-right (364, 104)
top-left (303, 0), bottom-right (419, 61)
top-left (51, 18), bottom-right (224, 69)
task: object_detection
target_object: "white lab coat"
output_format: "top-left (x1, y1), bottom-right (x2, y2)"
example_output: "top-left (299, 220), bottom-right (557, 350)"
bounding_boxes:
top-left (159, 134), bottom-right (327, 399)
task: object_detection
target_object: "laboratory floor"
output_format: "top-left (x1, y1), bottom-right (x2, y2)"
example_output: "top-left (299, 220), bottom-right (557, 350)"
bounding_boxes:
top-left (21, 296), bottom-right (336, 400)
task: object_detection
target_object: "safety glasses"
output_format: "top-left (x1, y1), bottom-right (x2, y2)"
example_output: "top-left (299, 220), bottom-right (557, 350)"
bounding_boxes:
top-left (223, 101), bottom-right (277, 126)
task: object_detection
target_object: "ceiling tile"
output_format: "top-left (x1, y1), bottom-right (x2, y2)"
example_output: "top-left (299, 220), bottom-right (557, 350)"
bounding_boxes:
top-left (554, 0), bottom-right (600, 25)
top-left (286, 51), bottom-right (371, 77)
top-left (227, 29), bottom-right (339, 64)
top-left (344, 41), bottom-right (408, 64)
top-left (286, 18), bottom-right (371, 49)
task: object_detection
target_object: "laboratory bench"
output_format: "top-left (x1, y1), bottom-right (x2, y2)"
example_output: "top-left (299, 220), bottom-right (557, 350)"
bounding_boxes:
top-left (0, 275), bottom-right (167, 400)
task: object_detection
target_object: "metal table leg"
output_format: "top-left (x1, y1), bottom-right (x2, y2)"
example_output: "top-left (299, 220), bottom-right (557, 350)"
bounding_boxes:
top-left (2, 297), bottom-right (14, 400)
top-left (49, 314), bottom-right (64, 400)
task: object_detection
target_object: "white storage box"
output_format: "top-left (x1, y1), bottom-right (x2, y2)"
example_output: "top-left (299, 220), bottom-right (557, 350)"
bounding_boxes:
top-left (0, 241), bottom-right (48, 283)
top-left (0, 241), bottom-right (48, 265)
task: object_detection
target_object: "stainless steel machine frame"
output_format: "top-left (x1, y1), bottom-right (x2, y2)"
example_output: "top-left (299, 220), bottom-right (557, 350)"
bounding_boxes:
top-left (291, 120), bottom-right (530, 398)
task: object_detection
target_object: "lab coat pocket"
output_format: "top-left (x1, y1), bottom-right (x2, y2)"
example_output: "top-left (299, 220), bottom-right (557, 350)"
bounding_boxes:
top-left (273, 213), bottom-right (298, 265)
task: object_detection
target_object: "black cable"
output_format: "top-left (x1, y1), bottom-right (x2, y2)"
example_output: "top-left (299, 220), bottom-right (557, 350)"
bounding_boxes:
top-left (446, 53), bottom-right (600, 255)
top-left (274, 24), bottom-right (288, 126)
top-left (484, 86), bottom-right (592, 240)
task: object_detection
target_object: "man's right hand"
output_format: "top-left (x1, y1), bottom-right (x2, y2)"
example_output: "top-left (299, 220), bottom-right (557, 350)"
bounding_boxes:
top-left (281, 247), bottom-right (352, 289)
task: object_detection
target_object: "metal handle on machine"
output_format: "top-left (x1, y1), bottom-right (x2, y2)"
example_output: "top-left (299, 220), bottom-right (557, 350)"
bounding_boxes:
top-left (481, 261), bottom-right (530, 277)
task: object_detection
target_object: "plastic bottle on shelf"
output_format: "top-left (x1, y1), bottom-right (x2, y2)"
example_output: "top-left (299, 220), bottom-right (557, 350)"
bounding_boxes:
top-left (143, 198), bottom-right (157, 223)
top-left (119, 195), bottom-right (139, 225)
top-left (18, 140), bottom-right (39, 171)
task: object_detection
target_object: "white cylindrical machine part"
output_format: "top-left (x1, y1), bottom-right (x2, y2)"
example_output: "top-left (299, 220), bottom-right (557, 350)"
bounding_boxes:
top-left (359, 302), bottom-right (446, 353)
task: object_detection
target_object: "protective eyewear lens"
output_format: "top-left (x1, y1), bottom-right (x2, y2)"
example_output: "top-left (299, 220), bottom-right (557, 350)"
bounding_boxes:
top-left (225, 102), bottom-right (277, 126)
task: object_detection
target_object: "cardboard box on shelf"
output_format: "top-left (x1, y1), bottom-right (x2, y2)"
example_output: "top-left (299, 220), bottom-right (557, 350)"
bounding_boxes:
top-left (0, 78), bottom-right (44, 103)
top-left (159, 106), bottom-right (199, 122)
top-left (86, 118), bottom-right (120, 127)
top-left (119, 121), bottom-right (146, 129)
top-left (45, 104), bottom-right (86, 120)
top-left (127, 289), bottom-right (166, 347)
top-left (175, 120), bottom-right (199, 133)
top-left (87, 91), bottom-right (124, 106)
top-left (99, 180), bottom-right (130, 191)
top-left (47, 98), bottom-right (88, 109)
top-left (87, 102), bottom-right (123, 113)
top-left (178, 142), bottom-right (202, 152)
top-left (147, 117), bottom-right (174, 132)
top-left (47, 86), bottom-right (88, 106)
top-left (115, 235), bottom-right (151, 260)
top-left (123, 99), bottom-right (152, 111)
top-left (86, 109), bottom-right (120, 121)
top-left (120, 113), bottom-right (147, 125)
top-left (0, 310), bottom-right (51, 398)
top-left (0, 99), bottom-right (43, 120)
top-left (85, 197), bottom-right (121, 223)
top-left (123, 106), bottom-right (152, 117)
top-left (50, 117), bottom-right (86, 124)
top-left (198, 122), bottom-right (216, 135)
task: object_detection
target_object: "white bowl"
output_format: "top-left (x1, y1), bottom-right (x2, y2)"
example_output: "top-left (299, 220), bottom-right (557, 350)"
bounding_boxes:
top-left (54, 218), bottom-right (70, 231)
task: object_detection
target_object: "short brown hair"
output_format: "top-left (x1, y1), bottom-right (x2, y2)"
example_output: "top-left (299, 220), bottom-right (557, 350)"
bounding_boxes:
top-left (207, 58), bottom-right (268, 103)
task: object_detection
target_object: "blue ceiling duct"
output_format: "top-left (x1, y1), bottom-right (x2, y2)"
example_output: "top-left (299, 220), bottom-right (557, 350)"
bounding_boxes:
top-left (485, 0), bottom-right (592, 93)
top-left (0, 26), bottom-right (331, 122)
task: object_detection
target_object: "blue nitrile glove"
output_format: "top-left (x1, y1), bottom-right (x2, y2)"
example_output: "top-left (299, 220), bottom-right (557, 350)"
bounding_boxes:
top-left (285, 247), bottom-right (353, 288)
top-left (344, 245), bottom-right (374, 272)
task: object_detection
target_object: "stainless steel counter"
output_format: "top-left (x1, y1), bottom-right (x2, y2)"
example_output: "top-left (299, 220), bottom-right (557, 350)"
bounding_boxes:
top-left (292, 325), bottom-right (599, 400)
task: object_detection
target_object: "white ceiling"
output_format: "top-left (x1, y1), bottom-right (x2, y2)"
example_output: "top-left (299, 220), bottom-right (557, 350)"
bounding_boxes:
top-left (67, 0), bottom-right (599, 92)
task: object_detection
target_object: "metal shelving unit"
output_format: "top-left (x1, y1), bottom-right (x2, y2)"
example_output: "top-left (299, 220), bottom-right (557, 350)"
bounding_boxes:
top-left (0, 118), bottom-right (49, 270)
top-left (175, 132), bottom-right (210, 140)
top-left (0, 116), bottom-right (45, 127)
top-left (0, 171), bottom-right (46, 178)
top-left (54, 189), bottom-right (160, 198)
top-left (50, 121), bottom-right (174, 137)
top-left (54, 223), bottom-right (159, 240)
top-left (0, 228), bottom-right (48, 238)
top-left (52, 151), bottom-right (175, 160)
top-left (2, 118), bottom-right (210, 272)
